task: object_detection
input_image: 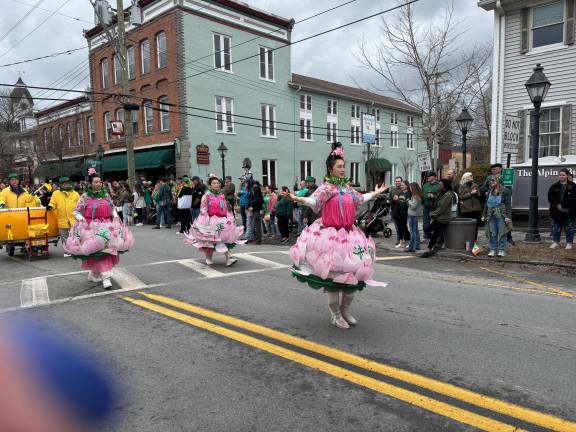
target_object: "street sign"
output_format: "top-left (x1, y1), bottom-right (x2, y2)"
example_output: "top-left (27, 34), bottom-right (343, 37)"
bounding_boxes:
top-left (86, 159), bottom-right (101, 166)
top-left (417, 152), bottom-right (432, 172)
top-left (502, 168), bottom-right (515, 186)
top-left (361, 114), bottom-right (376, 144)
top-left (503, 114), bottom-right (520, 154)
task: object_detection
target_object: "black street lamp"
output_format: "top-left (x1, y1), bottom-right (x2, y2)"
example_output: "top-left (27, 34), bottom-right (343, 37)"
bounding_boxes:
top-left (524, 63), bottom-right (551, 243)
top-left (96, 144), bottom-right (105, 178)
top-left (26, 156), bottom-right (33, 183)
top-left (217, 142), bottom-right (228, 179)
top-left (455, 107), bottom-right (474, 171)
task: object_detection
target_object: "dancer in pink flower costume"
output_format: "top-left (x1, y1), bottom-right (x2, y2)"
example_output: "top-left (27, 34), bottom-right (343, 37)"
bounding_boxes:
top-left (283, 142), bottom-right (389, 329)
top-left (66, 171), bottom-right (134, 290)
top-left (185, 174), bottom-right (244, 266)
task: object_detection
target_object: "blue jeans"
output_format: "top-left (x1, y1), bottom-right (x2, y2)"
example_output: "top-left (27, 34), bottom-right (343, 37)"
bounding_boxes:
top-left (295, 208), bottom-right (305, 234)
top-left (156, 205), bottom-right (171, 226)
top-left (488, 217), bottom-right (507, 252)
top-left (267, 213), bottom-right (279, 236)
top-left (408, 216), bottom-right (420, 251)
top-left (552, 215), bottom-right (574, 244)
top-left (122, 203), bottom-right (131, 224)
top-left (422, 207), bottom-right (432, 240)
top-left (392, 217), bottom-right (400, 243)
top-left (240, 205), bottom-right (247, 230)
top-left (245, 209), bottom-right (254, 240)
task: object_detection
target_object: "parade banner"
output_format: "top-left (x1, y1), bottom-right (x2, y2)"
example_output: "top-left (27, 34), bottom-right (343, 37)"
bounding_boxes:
top-left (361, 114), bottom-right (376, 144)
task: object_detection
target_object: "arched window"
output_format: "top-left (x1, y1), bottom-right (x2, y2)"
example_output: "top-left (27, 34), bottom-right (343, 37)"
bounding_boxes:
top-left (143, 101), bottom-right (153, 134)
top-left (43, 129), bottom-right (48, 148)
top-left (100, 58), bottom-right (109, 89)
top-left (113, 54), bottom-right (121, 85)
top-left (158, 96), bottom-right (170, 132)
top-left (115, 108), bottom-right (125, 141)
top-left (104, 112), bottom-right (112, 141)
top-left (140, 39), bottom-right (150, 74)
top-left (127, 46), bottom-right (135, 79)
top-left (156, 32), bottom-right (167, 69)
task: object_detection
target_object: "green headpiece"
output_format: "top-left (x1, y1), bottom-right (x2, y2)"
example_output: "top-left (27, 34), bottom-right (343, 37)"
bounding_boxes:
top-left (7, 172), bottom-right (19, 180)
top-left (59, 176), bottom-right (71, 184)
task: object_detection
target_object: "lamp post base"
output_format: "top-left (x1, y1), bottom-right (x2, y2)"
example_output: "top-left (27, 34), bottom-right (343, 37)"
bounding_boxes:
top-left (524, 230), bottom-right (541, 243)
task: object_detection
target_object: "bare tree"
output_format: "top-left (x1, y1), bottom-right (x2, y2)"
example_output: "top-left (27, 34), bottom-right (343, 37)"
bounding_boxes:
top-left (463, 45), bottom-right (492, 143)
top-left (356, 0), bottom-right (492, 168)
top-left (399, 154), bottom-right (416, 180)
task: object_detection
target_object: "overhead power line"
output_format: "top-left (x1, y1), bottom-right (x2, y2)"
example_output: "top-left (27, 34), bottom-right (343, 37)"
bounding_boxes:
top-left (0, 46), bottom-right (87, 68)
top-left (0, 0), bottom-right (46, 44)
top-left (8, 0), bottom-right (93, 24)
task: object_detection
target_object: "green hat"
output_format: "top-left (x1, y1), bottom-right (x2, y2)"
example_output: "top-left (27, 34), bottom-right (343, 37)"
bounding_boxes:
top-left (182, 176), bottom-right (190, 182)
top-left (305, 176), bottom-right (316, 183)
top-left (7, 172), bottom-right (19, 180)
top-left (59, 176), bottom-right (71, 184)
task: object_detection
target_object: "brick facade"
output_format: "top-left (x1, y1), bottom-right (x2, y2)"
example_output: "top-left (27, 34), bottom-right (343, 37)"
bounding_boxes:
top-left (88, 10), bottom-right (181, 153)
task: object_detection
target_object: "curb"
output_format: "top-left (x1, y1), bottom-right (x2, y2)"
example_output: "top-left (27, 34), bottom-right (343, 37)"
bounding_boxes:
top-left (375, 244), bottom-right (576, 271)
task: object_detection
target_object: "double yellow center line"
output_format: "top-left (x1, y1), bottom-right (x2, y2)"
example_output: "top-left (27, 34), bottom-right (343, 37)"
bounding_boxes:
top-left (123, 293), bottom-right (576, 432)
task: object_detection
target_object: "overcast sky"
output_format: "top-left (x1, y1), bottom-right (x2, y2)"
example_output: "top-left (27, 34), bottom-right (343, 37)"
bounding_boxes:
top-left (0, 0), bottom-right (493, 109)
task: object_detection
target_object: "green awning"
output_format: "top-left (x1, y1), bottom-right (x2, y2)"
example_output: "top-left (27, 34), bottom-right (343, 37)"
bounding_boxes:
top-left (103, 147), bottom-right (175, 172)
top-left (367, 158), bottom-right (392, 172)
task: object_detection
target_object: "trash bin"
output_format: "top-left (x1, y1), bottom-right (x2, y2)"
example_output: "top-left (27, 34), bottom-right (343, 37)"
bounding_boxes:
top-left (444, 218), bottom-right (477, 251)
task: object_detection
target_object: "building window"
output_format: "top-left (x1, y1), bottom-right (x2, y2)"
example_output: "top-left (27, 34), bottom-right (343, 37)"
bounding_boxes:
top-left (50, 127), bottom-right (56, 147)
top-left (391, 163), bottom-right (398, 180)
top-left (532, 1), bottom-right (564, 48)
top-left (351, 104), bottom-right (360, 118)
top-left (87, 117), bottom-right (95, 144)
top-left (327, 100), bottom-right (337, 115)
top-left (407, 133), bottom-right (414, 149)
top-left (300, 160), bottom-right (313, 181)
top-left (127, 46), bottom-right (135, 80)
top-left (43, 129), bottom-right (48, 148)
top-left (300, 94), bottom-right (312, 111)
top-left (390, 112), bottom-right (398, 125)
top-left (215, 96), bottom-right (234, 133)
top-left (159, 96), bottom-right (170, 132)
top-left (300, 118), bottom-right (312, 141)
top-left (104, 112), bottom-right (112, 141)
top-left (372, 108), bottom-right (380, 121)
top-left (351, 125), bottom-right (360, 144)
top-left (140, 39), bottom-right (150, 74)
top-left (113, 54), bottom-right (121, 84)
top-left (261, 104), bottom-right (276, 137)
top-left (407, 115), bottom-right (414, 127)
top-left (143, 101), bottom-right (154, 134)
top-left (390, 131), bottom-right (399, 148)
top-left (66, 123), bottom-right (72, 147)
top-left (156, 32), bottom-right (167, 69)
top-left (326, 121), bottom-right (337, 142)
top-left (58, 125), bottom-right (64, 146)
top-left (350, 162), bottom-right (360, 186)
top-left (116, 108), bottom-right (125, 141)
top-left (214, 33), bottom-right (231, 72)
top-left (131, 110), bottom-right (139, 136)
top-left (76, 121), bottom-right (84, 147)
top-left (375, 128), bottom-right (380, 146)
top-left (262, 159), bottom-right (277, 186)
top-left (101, 58), bottom-right (109, 89)
top-left (259, 47), bottom-right (274, 80)
top-left (528, 107), bottom-right (561, 157)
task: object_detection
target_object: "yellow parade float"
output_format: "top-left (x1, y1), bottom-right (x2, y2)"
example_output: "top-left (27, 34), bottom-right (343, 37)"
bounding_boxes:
top-left (0, 207), bottom-right (60, 258)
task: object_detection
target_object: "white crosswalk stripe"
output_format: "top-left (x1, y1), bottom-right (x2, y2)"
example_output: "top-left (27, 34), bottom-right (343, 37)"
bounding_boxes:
top-left (111, 268), bottom-right (147, 290)
top-left (178, 259), bottom-right (226, 278)
top-left (234, 253), bottom-right (287, 268)
top-left (20, 278), bottom-right (50, 307)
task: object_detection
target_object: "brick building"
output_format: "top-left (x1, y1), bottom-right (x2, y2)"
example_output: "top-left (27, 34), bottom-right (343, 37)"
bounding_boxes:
top-left (36, 96), bottom-right (95, 180)
top-left (85, 8), bottom-right (182, 179)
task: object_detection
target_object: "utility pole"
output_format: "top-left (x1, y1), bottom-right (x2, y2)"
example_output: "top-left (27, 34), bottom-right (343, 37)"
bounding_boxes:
top-left (116, 0), bottom-right (136, 189)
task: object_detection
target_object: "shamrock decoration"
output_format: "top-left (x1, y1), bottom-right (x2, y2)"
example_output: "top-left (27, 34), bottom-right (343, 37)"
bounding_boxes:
top-left (353, 245), bottom-right (365, 260)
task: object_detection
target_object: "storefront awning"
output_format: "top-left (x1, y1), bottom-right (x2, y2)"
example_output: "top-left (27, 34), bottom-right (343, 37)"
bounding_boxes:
top-left (103, 147), bottom-right (175, 172)
top-left (367, 158), bottom-right (392, 172)
top-left (37, 159), bottom-right (84, 180)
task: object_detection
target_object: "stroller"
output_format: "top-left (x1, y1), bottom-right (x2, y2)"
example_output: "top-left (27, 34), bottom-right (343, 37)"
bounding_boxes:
top-left (356, 197), bottom-right (393, 238)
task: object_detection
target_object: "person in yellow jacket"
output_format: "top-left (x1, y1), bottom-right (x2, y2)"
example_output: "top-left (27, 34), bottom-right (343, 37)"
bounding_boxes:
top-left (47, 177), bottom-right (80, 257)
top-left (0, 173), bottom-right (41, 209)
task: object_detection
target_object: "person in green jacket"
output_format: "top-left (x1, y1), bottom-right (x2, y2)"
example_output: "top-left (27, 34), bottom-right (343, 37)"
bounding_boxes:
top-left (422, 171), bottom-right (440, 241)
top-left (276, 186), bottom-right (294, 243)
top-left (420, 179), bottom-right (454, 257)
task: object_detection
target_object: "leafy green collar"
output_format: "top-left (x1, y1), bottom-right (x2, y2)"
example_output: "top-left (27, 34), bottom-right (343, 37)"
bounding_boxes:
top-left (325, 175), bottom-right (350, 188)
top-left (86, 187), bottom-right (107, 199)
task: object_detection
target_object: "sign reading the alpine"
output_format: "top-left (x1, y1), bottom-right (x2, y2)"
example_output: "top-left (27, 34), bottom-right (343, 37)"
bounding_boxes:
top-left (361, 114), bottom-right (376, 144)
top-left (503, 114), bottom-right (520, 154)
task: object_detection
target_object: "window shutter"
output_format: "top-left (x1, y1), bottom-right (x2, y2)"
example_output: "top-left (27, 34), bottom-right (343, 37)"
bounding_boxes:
top-left (561, 105), bottom-right (572, 156)
top-left (521, 8), bottom-right (530, 54)
top-left (516, 110), bottom-right (527, 163)
top-left (566, 0), bottom-right (575, 45)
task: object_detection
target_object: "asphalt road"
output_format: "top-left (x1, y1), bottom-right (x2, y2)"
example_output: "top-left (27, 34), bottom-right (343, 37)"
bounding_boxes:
top-left (1, 226), bottom-right (575, 432)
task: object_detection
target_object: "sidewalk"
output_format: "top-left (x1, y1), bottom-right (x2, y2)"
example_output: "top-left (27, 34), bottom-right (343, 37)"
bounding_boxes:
top-left (374, 228), bottom-right (576, 272)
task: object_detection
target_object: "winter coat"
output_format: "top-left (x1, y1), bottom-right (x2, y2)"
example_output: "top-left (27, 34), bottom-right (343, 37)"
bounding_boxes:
top-left (483, 187), bottom-right (512, 239)
top-left (391, 191), bottom-right (411, 218)
top-left (422, 181), bottom-right (441, 208)
top-left (0, 186), bottom-right (40, 208)
top-left (301, 184), bottom-right (319, 224)
top-left (48, 189), bottom-right (80, 229)
top-left (547, 181), bottom-right (576, 218)
top-left (276, 197), bottom-right (294, 217)
top-left (458, 182), bottom-right (482, 213)
top-left (407, 197), bottom-right (423, 217)
top-left (177, 185), bottom-right (193, 209)
top-left (430, 191), bottom-right (454, 224)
